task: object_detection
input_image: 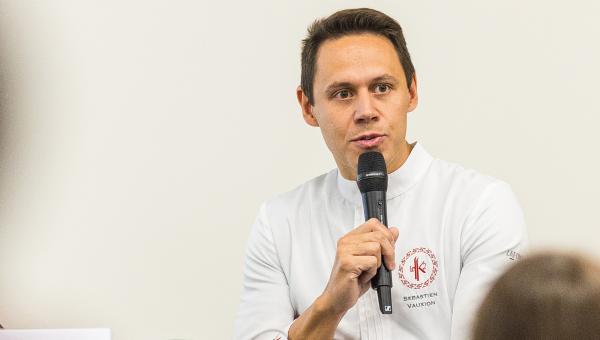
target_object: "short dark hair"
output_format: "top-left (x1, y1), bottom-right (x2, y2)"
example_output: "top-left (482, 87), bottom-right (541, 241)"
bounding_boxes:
top-left (300, 8), bottom-right (415, 105)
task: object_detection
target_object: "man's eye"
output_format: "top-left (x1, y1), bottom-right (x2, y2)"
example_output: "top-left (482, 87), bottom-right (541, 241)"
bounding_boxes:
top-left (335, 90), bottom-right (352, 99)
top-left (374, 84), bottom-right (391, 93)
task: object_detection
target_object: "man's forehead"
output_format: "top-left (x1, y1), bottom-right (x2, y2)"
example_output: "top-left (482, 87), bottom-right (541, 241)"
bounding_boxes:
top-left (314, 34), bottom-right (405, 89)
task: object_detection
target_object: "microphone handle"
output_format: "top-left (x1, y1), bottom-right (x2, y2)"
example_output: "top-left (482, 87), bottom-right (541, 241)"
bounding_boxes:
top-left (361, 190), bottom-right (393, 314)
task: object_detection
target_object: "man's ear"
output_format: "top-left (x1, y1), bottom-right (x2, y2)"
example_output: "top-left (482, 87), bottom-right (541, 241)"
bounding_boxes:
top-left (297, 86), bottom-right (319, 127)
top-left (407, 73), bottom-right (419, 113)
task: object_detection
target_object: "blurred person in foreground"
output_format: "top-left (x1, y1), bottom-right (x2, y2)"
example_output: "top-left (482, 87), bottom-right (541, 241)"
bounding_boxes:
top-left (473, 252), bottom-right (600, 340)
top-left (235, 8), bottom-right (528, 339)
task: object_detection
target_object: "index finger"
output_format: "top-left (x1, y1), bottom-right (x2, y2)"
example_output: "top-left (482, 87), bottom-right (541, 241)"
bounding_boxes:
top-left (349, 218), bottom-right (395, 243)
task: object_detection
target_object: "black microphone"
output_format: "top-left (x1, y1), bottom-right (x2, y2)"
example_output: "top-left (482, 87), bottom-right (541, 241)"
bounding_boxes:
top-left (357, 151), bottom-right (393, 314)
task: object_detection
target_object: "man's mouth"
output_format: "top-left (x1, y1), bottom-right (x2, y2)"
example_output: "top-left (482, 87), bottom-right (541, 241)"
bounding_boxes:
top-left (351, 133), bottom-right (385, 149)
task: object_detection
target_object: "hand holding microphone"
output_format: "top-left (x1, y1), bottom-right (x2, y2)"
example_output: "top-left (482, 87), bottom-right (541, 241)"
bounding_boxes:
top-left (319, 219), bottom-right (398, 315)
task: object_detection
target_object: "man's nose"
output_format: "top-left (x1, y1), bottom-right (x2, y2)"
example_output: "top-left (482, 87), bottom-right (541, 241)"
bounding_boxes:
top-left (353, 90), bottom-right (379, 124)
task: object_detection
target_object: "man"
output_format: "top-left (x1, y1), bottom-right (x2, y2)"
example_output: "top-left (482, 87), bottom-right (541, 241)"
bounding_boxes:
top-left (235, 8), bottom-right (527, 340)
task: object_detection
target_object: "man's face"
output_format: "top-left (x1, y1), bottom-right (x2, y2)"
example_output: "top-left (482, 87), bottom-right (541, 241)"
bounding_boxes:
top-left (297, 33), bottom-right (418, 180)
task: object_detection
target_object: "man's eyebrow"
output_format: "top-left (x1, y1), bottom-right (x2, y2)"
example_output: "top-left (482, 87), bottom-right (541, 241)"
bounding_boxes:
top-left (325, 82), bottom-right (354, 94)
top-left (324, 75), bottom-right (400, 94)
top-left (371, 74), bottom-right (399, 84)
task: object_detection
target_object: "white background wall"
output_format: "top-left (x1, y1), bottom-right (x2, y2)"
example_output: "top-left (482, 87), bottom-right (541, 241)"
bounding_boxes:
top-left (0, 1), bottom-right (598, 339)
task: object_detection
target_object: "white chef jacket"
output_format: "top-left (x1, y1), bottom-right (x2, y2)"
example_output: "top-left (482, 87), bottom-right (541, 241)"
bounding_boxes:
top-left (235, 142), bottom-right (528, 340)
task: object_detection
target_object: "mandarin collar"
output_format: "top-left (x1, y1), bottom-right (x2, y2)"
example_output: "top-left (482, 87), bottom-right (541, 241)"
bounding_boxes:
top-left (336, 142), bottom-right (433, 206)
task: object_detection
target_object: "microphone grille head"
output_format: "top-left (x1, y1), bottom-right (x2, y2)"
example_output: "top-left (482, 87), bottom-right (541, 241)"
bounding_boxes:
top-left (357, 151), bottom-right (388, 193)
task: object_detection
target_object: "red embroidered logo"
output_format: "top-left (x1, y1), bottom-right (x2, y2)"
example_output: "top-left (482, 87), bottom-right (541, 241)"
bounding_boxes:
top-left (399, 247), bottom-right (438, 289)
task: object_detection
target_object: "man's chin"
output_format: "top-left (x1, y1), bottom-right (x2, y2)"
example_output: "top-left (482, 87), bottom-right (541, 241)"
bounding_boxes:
top-left (340, 148), bottom-right (388, 179)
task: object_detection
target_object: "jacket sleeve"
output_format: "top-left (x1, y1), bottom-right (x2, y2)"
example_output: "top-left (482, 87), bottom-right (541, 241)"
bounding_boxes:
top-left (450, 181), bottom-right (529, 340)
top-left (234, 203), bottom-right (295, 340)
